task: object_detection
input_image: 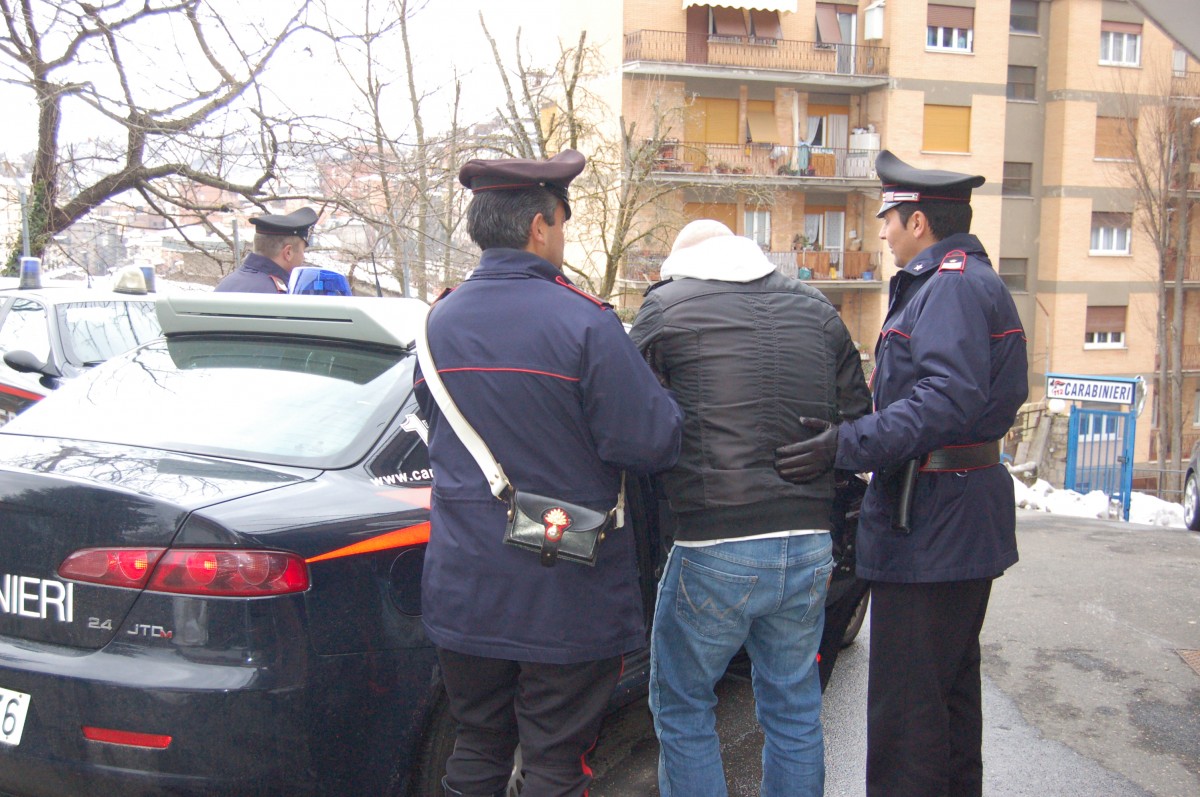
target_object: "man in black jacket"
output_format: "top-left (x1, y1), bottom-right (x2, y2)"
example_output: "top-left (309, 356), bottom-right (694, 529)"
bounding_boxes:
top-left (629, 220), bottom-right (871, 797)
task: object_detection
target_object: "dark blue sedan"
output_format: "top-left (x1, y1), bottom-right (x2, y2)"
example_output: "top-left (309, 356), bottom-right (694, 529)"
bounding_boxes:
top-left (0, 293), bottom-right (865, 796)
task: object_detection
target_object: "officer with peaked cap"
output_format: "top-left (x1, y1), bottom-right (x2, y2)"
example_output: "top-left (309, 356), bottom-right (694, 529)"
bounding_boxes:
top-left (215, 207), bottom-right (319, 293)
top-left (414, 149), bottom-right (682, 797)
top-left (775, 150), bottom-right (1028, 797)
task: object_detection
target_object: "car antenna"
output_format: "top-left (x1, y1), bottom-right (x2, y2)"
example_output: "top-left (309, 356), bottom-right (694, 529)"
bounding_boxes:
top-left (370, 253), bottom-right (383, 297)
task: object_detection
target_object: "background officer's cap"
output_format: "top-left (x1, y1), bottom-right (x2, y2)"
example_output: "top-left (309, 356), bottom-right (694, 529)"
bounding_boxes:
top-left (458, 149), bottom-right (586, 219)
top-left (875, 150), bottom-right (985, 218)
top-left (250, 207), bottom-right (319, 245)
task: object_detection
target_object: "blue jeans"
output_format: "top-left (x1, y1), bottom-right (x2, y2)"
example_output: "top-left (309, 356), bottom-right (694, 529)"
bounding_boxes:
top-left (650, 534), bottom-right (833, 797)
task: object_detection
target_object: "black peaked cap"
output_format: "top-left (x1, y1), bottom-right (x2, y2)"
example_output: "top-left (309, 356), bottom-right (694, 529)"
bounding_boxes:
top-left (249, 207), bottom-right (319, 244)
top-left (459, 149), bottom-right (586, 219)
top-left (875, 150), bottom-right (985, 217)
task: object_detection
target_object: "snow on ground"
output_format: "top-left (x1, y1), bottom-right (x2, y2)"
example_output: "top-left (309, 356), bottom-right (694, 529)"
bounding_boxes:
top-left (1012, 474), bottom-right (1186, 528)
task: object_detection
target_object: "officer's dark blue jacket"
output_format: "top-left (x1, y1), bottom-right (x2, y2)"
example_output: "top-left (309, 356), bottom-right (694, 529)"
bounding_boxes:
top-left (836, 233), bottom-right (1029, 583)
top-left (414, 248), bottom-right (683, 663)
top-left (214, 253), bottom-right (289, 293)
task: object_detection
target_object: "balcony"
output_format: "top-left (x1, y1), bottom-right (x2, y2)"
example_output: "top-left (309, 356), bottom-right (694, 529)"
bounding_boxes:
top-left (623, 250), bottom-right (882, 288)
top-left (624, 30), bottom-right (889, 89)
top-left (1155, 345), bottom-right (1200, 373)
top-left (1171, 70), bottom-right (1200, 101)
top-left (1163, 256), bottom-right (1200, 283)
top-left (649, 140), bottom-right (878, 187)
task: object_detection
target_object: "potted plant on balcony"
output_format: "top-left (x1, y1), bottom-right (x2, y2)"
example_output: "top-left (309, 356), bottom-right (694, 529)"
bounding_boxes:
top-left (730, 164), bottom-right (751, 175)
top-left (713, 161), bottom-right (731, 174)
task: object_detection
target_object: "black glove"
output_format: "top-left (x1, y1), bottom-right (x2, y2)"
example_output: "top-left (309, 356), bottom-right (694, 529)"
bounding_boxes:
top-left (774, 418), bottom-right (839, 484)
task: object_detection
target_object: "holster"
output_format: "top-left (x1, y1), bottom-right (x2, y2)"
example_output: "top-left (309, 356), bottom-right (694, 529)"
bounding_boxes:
top-left (881, 459), bottom-right (920, 535)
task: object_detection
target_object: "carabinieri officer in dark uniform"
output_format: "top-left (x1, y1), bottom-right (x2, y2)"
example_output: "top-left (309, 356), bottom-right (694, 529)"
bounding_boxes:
top-left (775, 150), bottom-right (1028, 797)
top-left (215, 207), bottom-right (319, 293)
top-left (414, 150), bottom-right (683, 797)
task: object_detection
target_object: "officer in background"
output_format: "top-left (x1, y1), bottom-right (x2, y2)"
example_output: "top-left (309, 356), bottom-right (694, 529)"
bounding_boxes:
top-left (215, 207), bottom-right (319, 293)
top-left (415, 149), bottom-right (683, 797)
top-left (775, 150), bottom-right (1029, 797)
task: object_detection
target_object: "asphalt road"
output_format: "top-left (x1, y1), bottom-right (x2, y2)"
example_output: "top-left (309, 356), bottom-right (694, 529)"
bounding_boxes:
top-left (588, 510), bottom-right (1200, 796)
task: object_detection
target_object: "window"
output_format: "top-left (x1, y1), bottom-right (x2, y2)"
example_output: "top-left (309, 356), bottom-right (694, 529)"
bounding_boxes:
top-left (744, 209), bottom-right (771, 248)
top-left (923, 104), bottom-right (971, 152)
top-left (1095, 116), bottom-right (1136, 160)
top-left (749, 9), bottom-right (782, 42)
top-left (1003, 162), bottom-right (1033, 196)
top-left (746, 100), bottom-right (777, 144)
top-left (1007, 65), bottom-right (1036, 100)
top-left (0, 299), bottom-right (51, 363)
top-left (1010, 0), bottom-right (1038, 34)
top-left (1077, 412), bottom-right (1120, 440)
top-left (1090, 212), bottom-right (1132, 254)
top-left (1100, 22), bottom-right (1141, 66)
top-left (1193, 391), bottom-right (1200, 426)
top-left (710, 6), bottom-right (747, 39)
top-left (1084, 306), bottom-right (1127, 349)
top-left (998, 258), bottom-right (1028, 293)
top-left (927, 4), bottom-right (974, 53)
top-left (816, 3), bottom-right (855, 45)
top-left (1174, 47), bottom-right (1189, 78)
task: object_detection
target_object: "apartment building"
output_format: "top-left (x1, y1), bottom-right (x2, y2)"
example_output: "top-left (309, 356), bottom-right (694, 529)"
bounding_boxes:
top-left (558, 0), bottom-right (1200, 468)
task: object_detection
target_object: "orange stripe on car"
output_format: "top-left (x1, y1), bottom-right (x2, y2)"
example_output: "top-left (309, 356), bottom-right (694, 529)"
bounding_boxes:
top-left (306, 522), bottom-right (431, 563)
top-left (0, 384), bottom-right (43, 402)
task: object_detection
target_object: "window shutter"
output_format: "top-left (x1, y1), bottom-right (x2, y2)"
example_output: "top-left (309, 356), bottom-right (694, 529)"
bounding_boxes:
top-left (1095, 116), bottom-right (1136, 159)
top-left (923, 105), bottom-right (971, 152)
top-left (1101, 21), bottom-right (1142, 35)
top-left (816, 4), bottom-right (842, 43)
top-left (1092, 211), bottom-right (1131, 229)
top-left (927, 5), bottom-right (974, 29)
top-left (712, 7), bottom-right (748, 36)
top-left (750, 9), bottom-right (783, 39)
top-left (1085, 306), bottom-right (1127, 333)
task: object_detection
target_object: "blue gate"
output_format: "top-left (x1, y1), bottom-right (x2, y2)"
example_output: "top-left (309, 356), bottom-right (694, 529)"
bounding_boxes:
top-left (1064, 407), bottom-right (1136, 520)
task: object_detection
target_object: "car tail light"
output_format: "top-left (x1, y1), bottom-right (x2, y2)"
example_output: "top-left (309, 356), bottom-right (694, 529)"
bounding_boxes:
top-left (59, 548), bottom-right (166, 588)
top-left (147, 550), bottom-right (309, 597)
top-left (82, 726), bottom-right (172, 749)
top-left (59, 548), bottom-right (309, 596)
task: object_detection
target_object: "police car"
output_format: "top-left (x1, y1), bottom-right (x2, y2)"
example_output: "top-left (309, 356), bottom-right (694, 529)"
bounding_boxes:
top-left (0, 266), bottom-right (161, 423)
top-left (0, 293), bottom-right (867, 796)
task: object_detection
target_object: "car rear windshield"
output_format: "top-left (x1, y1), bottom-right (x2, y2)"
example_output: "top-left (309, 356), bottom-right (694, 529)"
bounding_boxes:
top-left (4, 334), bottom-right (415, 469)
top-left (58, 300), bottom-right (162, 365)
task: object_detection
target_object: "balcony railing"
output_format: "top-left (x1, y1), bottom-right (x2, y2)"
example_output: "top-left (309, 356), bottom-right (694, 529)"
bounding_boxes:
top-left (651, 140), bottom-right (878, 181)
top-left (1155, 344), bottom-right (1200, 372)
top-left (1164, 256), bottom-right (1200, 282)
top-left (1171, 70), bottom-right (1200, 100)
top-left (624, 30), bottom-right (889, 78)
top-left (624, 250), bottom-right (881, 284)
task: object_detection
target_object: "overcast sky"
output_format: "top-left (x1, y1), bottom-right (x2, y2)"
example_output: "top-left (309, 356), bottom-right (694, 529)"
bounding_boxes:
top-left (0, 0), bottom-right (562, 158)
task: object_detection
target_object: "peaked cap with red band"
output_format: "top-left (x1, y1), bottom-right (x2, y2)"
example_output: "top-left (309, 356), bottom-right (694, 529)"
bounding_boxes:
top-left (875, 149), bottom-right (985, 218)
top-left (249, 207), bottom-right (319, 245)
top-left (458, 149), bottom-right (586, 219)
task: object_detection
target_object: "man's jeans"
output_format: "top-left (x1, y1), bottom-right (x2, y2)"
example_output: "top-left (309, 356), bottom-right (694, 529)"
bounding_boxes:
top-left (650, 534), bottom-right (833, 797)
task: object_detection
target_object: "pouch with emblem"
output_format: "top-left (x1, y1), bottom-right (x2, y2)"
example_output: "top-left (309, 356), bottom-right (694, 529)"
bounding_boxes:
top-left (414, 313), bottom-right (624, 567)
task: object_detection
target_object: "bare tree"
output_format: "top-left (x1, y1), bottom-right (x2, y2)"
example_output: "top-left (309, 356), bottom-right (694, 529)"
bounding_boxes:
top-left (0, 0), bottom-right (312, 268)
top-left (480, 25), bottom-right (702, 300)
top-left (1113, 71), bottom-right (1197, 485)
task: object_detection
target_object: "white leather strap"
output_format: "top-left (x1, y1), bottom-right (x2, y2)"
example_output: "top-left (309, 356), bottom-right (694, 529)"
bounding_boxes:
top-left (414, 313), bottom-right (511, 499)
top-left (415, 308), bottom-right (627, 518)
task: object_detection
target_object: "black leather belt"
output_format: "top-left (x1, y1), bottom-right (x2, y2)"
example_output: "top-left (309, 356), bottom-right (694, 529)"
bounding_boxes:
top-left (921, 441), bottom-right (1001, 472)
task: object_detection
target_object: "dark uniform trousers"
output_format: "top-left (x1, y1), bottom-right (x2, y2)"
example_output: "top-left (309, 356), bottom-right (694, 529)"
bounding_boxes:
top-left (866, 579), bottom-right (992, 797)
top-left (437, 648), bottom-right (622, 797)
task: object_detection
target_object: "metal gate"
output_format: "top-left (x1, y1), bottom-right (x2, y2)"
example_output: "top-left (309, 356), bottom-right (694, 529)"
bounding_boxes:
top-left (1065, 407), bottom-right (1136, 520)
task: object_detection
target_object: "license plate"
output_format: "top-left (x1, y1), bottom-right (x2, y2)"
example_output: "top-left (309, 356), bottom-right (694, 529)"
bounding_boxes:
top-left (0, 686), bottom-right (30, 746)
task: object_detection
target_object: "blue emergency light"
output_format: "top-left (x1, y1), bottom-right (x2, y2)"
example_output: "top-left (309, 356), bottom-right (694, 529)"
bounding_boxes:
top-left (288, 267), bottom-right (351, 296)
